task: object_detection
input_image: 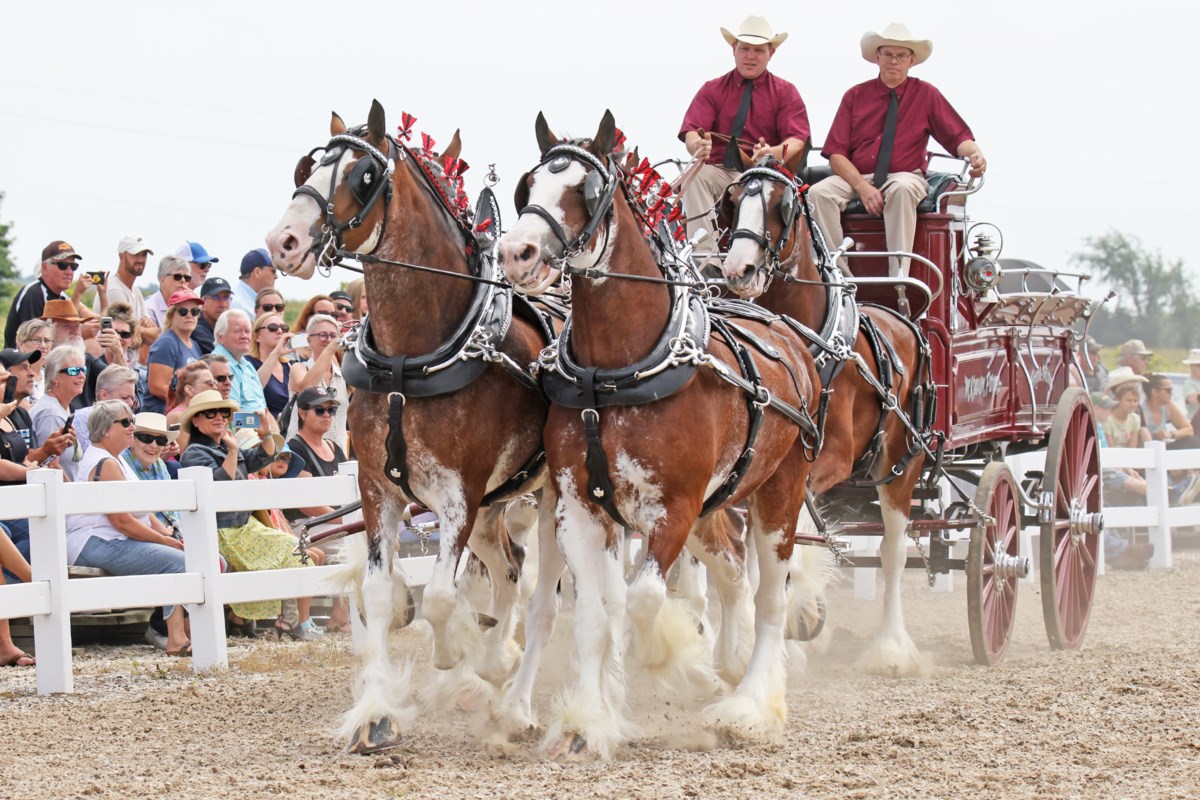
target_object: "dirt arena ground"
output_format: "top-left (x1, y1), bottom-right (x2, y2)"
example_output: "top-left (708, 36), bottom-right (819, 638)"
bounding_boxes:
top-left (3, 545), bottom-right (1198, 800)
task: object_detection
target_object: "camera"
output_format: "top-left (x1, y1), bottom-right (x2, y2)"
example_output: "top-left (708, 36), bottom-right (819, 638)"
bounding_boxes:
top-left (100, 316), bottom-right (113, 331)
top-left (86, 271), bottom-right (108, 286)
top-left (232, 411), bottom-right (260, 430)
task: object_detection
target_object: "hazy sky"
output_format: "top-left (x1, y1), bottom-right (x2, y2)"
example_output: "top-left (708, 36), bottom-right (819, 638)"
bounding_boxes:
top-left (3, 1), bottom-right (1195, 300)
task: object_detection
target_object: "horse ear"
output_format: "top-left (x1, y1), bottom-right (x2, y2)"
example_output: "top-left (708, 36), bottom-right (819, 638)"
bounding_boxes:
top-left (514, 172), bottom-right (531, 213)
top-left (729, 141), bottom-right (751, 171)
top-left (783, 138), bottom-right (810, 175)
top-left (442, 129), bottom-right (462, 162)
top-left (367, 99), bottom-right (386, 142)
top-left (331, 112), bottom-right (347, 136)
top-left (716, 185), bottom-right (738, 241)
top-left (593, 110), bottom-right (616, 156)
top-left (535, 112), bottom-right (558, 155)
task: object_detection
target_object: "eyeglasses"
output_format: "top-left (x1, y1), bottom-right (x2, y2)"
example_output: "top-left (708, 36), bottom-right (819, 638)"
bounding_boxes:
top-left (63, 366), bottom-right (87, 377)
top-left (134, 432), bottom-right (169, 447)
top-left (52, 261), bottom-right (78, 272)
top-left (877, 50), bottom-right (913, 63)
top-left (208, 294), bottom-right (233, 303)
top-left (27, 337), bottom-right (54, 346)
top-left (212, 374), bottom-right (231, 384)
top-left (117, 330), bottom-right (134, 340)
top-left (114, 418), bottom-right (134, 428)
top-left (170, 274), bottom-right (190, 282)
top-left (257, 303), bottom-right (286, 313)
top-left (200, 408), bottom-right (233, 419)
top-left (311, 332), bottom-right (337, 342)
top-left (304, 405), bottom-right (334, 416)
top-left (175, 306), bottom-right (203, 317)
top-left (334, 303), bottom-right (353, 313)
top-left (262, 323), bottom-right (288, 334)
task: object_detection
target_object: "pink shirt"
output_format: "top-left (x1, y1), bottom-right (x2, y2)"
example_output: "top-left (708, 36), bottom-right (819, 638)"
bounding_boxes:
top-left (821, 77), bottom-right (973, 175)
top-left (679, 70), bottom-right (810, 166)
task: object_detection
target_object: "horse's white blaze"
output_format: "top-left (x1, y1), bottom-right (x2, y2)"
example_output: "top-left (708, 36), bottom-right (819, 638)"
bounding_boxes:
top-left (857, 495), bottom-right (928, 677)
top-left (613, 451), bottom-right (666, 533)
top-left (722, 196), bottom-right (766, 282)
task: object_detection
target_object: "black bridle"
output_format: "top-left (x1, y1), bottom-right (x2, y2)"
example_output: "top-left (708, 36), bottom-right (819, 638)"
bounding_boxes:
top-left (292, 131), bottom-right (400, 271)
top-left (727, 165), bottom-right (805, 289)
top-left (518, 143), bottom-right (619, 263)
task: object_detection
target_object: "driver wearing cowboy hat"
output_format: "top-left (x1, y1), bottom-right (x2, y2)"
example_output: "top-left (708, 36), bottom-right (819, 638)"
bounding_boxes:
top-left (678, 16), bottom-right (810, 266)
top-left (810, 23), bottom-right (986, 285)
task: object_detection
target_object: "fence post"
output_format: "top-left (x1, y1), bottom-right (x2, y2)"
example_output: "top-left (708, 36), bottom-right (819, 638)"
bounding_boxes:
top-left (853, 536), bottom-right (880, 600)
top-left (336, 461), bottom-right (366, 655)
top-left (27, 469), bottom-right (72, 695)
top-left (1145, 441), bottom-right (1173, 569)
top-left (178, 466), bottom-right (227, 671)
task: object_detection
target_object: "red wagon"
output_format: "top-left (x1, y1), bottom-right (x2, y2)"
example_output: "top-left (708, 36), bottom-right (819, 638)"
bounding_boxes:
top-left (810, 158), bottom-right (1106, 665)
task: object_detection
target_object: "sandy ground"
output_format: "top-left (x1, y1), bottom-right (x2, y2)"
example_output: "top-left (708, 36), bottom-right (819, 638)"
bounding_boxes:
top-left (3, 546), bottom-right (1199, 800)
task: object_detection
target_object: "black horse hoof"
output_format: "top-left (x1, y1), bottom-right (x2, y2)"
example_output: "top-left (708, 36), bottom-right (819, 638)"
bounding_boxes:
top-left (350, 718), bottom-right (404, 755)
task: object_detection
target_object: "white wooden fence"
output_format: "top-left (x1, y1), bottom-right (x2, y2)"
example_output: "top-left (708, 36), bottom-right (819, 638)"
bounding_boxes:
top-left (0, 462), bottom-right (435, 696)
top-left (848, 440), bottom-right (1198, 599)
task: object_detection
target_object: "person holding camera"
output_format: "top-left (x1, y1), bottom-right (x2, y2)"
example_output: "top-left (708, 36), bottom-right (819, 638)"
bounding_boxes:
top-left (247, 310), bottom-right (293, 422)
top-left (144, 290), bottom-right (204, 414)
top-left (93, 236), bottom-right (160, 349)
top-left (288, 314), bottom-right (348, 450)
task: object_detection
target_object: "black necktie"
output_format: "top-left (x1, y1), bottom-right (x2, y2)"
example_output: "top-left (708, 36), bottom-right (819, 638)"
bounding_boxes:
top-left (873, 89), bottom-right (899, 188)
top-left (724, 79), bottom-right (755, 169)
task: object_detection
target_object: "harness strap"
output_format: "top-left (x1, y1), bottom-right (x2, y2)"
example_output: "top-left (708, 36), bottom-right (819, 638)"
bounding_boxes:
top-left (579, 367), bottom-right (632, 529)
top-left (383, 384), bottom-right (424, 505)
top-left (701, 321), bottom-right (767, 515)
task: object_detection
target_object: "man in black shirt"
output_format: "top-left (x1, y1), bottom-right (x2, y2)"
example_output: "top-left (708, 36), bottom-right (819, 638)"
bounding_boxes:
top-left (193, 276), bottom-right (233, 355)
top-left (4, 240), bottom-right (82, 348)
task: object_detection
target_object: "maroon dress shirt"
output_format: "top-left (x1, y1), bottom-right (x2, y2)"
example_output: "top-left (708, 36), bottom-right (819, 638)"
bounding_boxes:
top-left (679, 70), bottom-right (811, 166)
top-left (821, 77), bottom-right (973, 175)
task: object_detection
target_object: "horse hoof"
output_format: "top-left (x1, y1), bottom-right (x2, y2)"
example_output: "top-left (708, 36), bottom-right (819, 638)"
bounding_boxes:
top-left (546, 733), bottom-right (589, 760)
top-left (474, 613), bottom-right (498, 629)
top-left (349, 718), bottom-right (404, 755)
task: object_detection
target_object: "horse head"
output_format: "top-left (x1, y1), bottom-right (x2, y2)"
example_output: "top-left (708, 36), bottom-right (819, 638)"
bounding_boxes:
top-left (719, 148), bottom-right (808, 299)
top-left (266, 99), bottom-right (462, 279)
top-left (497, 110), bottom-right (620, 295)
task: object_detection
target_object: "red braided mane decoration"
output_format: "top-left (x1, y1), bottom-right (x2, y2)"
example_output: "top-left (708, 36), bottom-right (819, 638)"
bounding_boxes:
top-left (395, 114), bottom-right (474, 226)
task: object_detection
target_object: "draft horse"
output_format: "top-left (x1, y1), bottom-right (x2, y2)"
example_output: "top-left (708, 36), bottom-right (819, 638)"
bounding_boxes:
top-left (720, 152), bottom-right (936, 675)
top-left (497, 111), bottom-right (823, 757)
top-left (266, 100), bottom-right (551, 753)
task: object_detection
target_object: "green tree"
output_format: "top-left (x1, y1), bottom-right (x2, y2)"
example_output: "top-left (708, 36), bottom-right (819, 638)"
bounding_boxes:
top-left (0, 192), bottom-right (16, 312)
top-left (1071, 229), bottom-right (1200, 348)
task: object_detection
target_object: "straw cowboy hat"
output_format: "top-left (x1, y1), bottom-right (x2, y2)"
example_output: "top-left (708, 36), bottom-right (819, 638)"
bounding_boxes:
top-left (179, 389), bottom-right (239, 431)
top-left (1104, 366), bottom-right (1148, 395)
top-left (1183, 348), bottom-right (1200, 366)
top-left (133, 412), bottom-right (180, 444)
top-left (40, 298), bottom-right (84, 323)
top-left (860, 22), bottom-right (933, 66)
top-left (721, 16), bottom-right (787, 49)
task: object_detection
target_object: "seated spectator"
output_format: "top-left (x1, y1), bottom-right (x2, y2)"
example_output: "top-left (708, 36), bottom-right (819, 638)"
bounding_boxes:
top-left (145, 289), bottom-right (204, 413)
top-left (165, 361), bottom-right (217, 451)
top-left (328, 291), bottom-right (355, 326)
top-left (212, 309), bottom-right (271, 422)
top-left (345, 278), bottom-right (367, 319)
top-left (1092, 392), bottom-right (1154, 570)
top-left (290, 294), bottom-right (337, 336)
top-left (31, 345), bottom-right (87, 465)
top-left (253, 288), bottom-right (287, 321)
top-left (192, 277), bottom-right (233, 356)
top-left (144, 255), bottom-right (195, 330)
top-left (175, 241), bottom-right (220, 293)
top-left (1142, 373), bottom-right (1195, 445)
top-left (1184, 349), bottom-right (1200, 422)
top-left (1103, 381), bottom-right (1149, 448)
top-left (178, 390), bottom-right (315, 640)
top-left (232, 248), bottom-right (278, 320)
top-left (65, 364), bottom-right (138, 481)
top-left (288, 314), bottom-right (348, 451)
top-left (247, 311), bottom-right (293, 422)
top-left (14, 319), bottom-right (55, 402)
top-left (5, 240), bottom-right (82, 349)
top-left (199, 353), bottom-right (233, 401)
top-left (103, 302), bottom-right (149, 407)
top-left (42, 298), bottom-right (105, 408)
top-left (65, 400), bottom-right (191, 655)
top-left (0, 521), bottom-right (34, 665)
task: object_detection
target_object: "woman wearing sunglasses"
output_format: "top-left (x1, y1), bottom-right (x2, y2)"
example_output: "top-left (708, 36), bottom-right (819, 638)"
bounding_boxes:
top-left (178, 389), bottom-right (314, 639)
top-left (247, 312), bottom-right (292, 422)
top-left (145, 290), bottom-right (204, 414)
top-left (288, 314), bottom-right (348, 451)
top-left (29, 344), bottom-right (85, 454)
top-left (66, 401), bottom-right (192, 656)
top-left (253, 288), bottom-right (287, 321)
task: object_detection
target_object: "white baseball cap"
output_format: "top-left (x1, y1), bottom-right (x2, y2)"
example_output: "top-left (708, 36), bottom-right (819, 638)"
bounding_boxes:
top-left (118, 235), bottom-right (154, 256)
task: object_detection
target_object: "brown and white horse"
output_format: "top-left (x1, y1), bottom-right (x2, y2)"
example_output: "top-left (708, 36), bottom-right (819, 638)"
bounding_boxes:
top-left (720, 153), bottom-right (934, 676)
top-left (497, 111), bottom-right (822, 757)
top-left (266, 101), bottom-right (553, 753)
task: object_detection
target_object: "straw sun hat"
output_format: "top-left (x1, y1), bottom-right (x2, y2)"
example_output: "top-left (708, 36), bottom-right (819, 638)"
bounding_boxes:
top-left (132, 412), bottom-right (180, 444)
top-left (179, 389), bottom-right (239, 430)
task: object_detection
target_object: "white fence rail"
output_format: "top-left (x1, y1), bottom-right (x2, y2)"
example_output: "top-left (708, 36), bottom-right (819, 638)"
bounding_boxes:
top-left (0, 462), bottom-right (435, 696)
top-left (847, 441), bottom-right (1200, 599)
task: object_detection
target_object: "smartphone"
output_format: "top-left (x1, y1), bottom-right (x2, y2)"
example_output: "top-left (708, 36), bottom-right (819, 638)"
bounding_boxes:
top-left (100, 316), bottom-right (113, 331)
top-left (86, 271), bottom-right (108, 286)
top-left (61, 413), bottom-right (75, 436)
top-left (289, 333), bottom-right (309, 350)
top-left (232, 411), bottom-right (260, 430)
top-left (3, 375), bottom-right (17, 405)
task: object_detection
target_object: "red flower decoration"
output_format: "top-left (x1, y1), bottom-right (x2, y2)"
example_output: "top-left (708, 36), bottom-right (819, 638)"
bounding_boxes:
top-left (398, 112), bottom-right (416, 141)
top-left (421, 132), bottom-right (436, 153)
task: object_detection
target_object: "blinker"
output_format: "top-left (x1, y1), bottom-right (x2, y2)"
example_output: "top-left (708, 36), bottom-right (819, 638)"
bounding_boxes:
top-left (583, 169), bottom-right (606, 216)
top-left (548, 155), bottom-right (570, 173)
top-left (745, 179), bottom-right (762, 196)
top-left (348, 158), bottom-right (380, 204)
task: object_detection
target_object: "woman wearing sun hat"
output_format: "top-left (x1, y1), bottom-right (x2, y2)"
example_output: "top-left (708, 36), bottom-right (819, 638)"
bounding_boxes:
top-left (178, 389), bottom-right (315, 639)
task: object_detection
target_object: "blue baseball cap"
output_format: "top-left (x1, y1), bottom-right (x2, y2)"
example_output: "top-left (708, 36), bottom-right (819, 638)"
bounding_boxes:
top-left (175, 241), bottom-right (220, 265)
top-left (240, 247), bottom-right (273, 275)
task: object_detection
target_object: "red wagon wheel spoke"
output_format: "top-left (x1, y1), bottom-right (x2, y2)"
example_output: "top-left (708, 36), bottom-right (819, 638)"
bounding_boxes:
top-left (968, 462), bottom-right (1023, 666)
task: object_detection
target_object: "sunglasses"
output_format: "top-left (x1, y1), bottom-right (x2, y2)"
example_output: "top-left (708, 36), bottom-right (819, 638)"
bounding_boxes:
top-left (212, 374), bottom-right (231, 384)
top-left (262, 323), bottom-right (288, 334)
top-left (134, 432), bottom-right (169, 447)
top-left (175, 306), bottom-right (203, 317)
top-left (200, 408), bottom-right (233, 420)
top-left (303, 405), bottom-right (335, 416)
top-left (258, 303), bottom-right (286, 313)
top-left (63, 365), bottom-right (87, 377)
top-left (117, 330), bottom-right (134, 339)
top-left (334, 303), bottom-right (353, 313)
top-left (114, 417), bottom-right (134, 428)
top-left (52, 261), bottom-right (78, 272)
top-left (170, 274), bottom-right (191, 282)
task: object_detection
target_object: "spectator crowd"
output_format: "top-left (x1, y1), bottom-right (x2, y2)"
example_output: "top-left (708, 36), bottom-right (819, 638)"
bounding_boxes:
top-left (0, 236), bottom-right (369, 663)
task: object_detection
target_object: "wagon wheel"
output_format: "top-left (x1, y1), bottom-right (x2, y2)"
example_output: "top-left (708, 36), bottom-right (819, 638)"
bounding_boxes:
top-left (1039, 387), bottom-right (1103, 650)
top-left (967, 462), bottom-right (1027, 665)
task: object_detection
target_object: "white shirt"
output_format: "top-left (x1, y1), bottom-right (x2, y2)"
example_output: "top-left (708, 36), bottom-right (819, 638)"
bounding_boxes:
top-left (145, 292), bottom-right (170, 329)
top-left (93, 275), bottom-right (147, 322)
top-left (65, 444), bottom-right (149, 564)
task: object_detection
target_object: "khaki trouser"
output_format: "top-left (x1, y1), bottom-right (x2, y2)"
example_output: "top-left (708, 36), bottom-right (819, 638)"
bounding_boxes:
top-left (682, 163), bottom-right (741, 264)
top-left (809, 171), bottom-right (928, 276)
